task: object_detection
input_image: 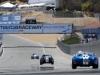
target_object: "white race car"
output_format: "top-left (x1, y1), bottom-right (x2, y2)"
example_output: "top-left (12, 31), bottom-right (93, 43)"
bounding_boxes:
top-left (31, 53), bottom-right (39, 59)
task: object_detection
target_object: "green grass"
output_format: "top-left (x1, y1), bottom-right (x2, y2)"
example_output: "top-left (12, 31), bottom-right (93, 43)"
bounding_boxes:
top-left (61, 37), bottom-right (80, 45)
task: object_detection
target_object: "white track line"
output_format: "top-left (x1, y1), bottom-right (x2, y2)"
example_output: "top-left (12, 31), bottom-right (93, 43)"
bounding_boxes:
top-left (10, 34), bottom-right (46, 54)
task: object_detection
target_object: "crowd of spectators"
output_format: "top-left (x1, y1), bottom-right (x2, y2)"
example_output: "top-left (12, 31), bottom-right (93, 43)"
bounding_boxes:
top-left (80, 37), bottom-right (97, 43)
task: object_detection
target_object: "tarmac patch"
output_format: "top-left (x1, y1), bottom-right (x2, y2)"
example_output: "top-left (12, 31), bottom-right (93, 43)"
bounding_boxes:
top-left (40, 67), bottom-right (54, 71)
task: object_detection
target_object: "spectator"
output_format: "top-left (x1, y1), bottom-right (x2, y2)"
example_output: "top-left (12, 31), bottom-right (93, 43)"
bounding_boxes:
top-left (94, 38), bottom-right (97, 41)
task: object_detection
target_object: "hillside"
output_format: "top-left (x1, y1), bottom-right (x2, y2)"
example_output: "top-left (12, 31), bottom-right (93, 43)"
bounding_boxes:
top-left (6, 10), bottom-right (98, 26)
top-left (0, 10), bottom-right (99, 26)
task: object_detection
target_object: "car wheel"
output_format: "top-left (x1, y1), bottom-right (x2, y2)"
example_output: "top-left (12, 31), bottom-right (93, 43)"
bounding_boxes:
top-left (92, 64), bottom-right (98, 69)
top-left (40, 62), bottom-right (43, 65)
top-left (37, 57), bottom-right (39, 59)
top-left (51, 62), bottom-right (54, 65)
top-left (72, 63), bottom-right (77, 69)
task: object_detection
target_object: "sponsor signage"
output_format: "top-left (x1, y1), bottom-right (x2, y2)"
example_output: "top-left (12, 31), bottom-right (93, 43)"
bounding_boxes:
top-left (43, 24), bottom-right (72, 33)
top-left (0, 24), bottom-right (43, 34)
top-left (0, 34), bottom-right (2, 44)
top-left (0, 14), bottom-right (22, 24)
top-left (0, 34), bottom-right (2, 40)
top-left (0, 24), bottom-right (72, 34)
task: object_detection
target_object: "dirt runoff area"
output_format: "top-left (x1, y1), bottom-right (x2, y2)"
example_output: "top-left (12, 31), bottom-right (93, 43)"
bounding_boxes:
top-left (15, 34), bottom-right (62, 45)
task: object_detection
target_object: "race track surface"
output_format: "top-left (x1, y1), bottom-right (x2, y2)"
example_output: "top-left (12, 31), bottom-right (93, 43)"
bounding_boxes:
top-left (0, 34), bottom-right (71, 74)
top-left (0, 34), bottom-right (100, 75)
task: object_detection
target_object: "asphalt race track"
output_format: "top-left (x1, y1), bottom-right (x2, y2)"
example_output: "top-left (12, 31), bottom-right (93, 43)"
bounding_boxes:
top-left (0, 34), bottom-right (100, 75)
top-left (0, 34), bottom-right (71, 74)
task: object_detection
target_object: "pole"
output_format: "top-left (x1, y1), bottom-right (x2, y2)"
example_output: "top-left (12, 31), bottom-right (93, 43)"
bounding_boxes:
top-left (84, 17), bottom-right (85, 26)
top-left (51, 10), bottom-right (53, 24)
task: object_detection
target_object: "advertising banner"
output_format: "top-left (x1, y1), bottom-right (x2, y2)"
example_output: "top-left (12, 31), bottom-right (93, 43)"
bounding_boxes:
top-left (0, 24), bottom-right (72, 34)
top-left (0, 24), bottom-right (43, 34)
top-left (43, 24), bottom-right (72, 33)
top-left (0, 34), bottom-right (2, 45)
top-left (0, 34), bottom-right (2, 40)
top-left (0, 14), bottom-right (22, 24)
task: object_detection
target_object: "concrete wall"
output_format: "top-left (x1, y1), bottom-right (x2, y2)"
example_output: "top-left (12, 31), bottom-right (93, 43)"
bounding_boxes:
top-left (57, 39), bottom-right (70, 54)
top-left (74, 26), bottom-right (83, 32)
top-left (70, 41), bottom-right (100, 56)
top-left (57, 35), bottom-right (100, 57)
top-left (59, 34), bottom-right (71, 41)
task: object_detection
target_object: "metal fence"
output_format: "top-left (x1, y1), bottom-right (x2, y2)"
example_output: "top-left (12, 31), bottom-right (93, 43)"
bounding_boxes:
top-left (0, 7), bottom-right (45, 12)
top-left (54, 13), bottom-right (84, 18)
top-left (43, 10), bottom-right (53, 14)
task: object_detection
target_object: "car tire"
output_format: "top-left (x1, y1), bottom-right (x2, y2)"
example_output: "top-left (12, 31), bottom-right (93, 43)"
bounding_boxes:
top-left (51, 62), bottom-right (54, 65)
top-left (92, 64), bottom-right (98, 69)
top-left (72, 63), bottom-right (77, 69)
top-left (40, 62), bottom-right (43, 65)
top-left (37, 57), bottom-right (39, 59)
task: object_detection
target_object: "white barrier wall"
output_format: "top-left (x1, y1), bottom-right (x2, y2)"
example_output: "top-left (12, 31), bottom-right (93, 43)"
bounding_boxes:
top-left (43, 24), bottom-right (72, 33)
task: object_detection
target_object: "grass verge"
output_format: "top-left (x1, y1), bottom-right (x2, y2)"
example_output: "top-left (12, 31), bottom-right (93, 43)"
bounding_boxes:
top-left (61, 37), bottom-right (80, 45)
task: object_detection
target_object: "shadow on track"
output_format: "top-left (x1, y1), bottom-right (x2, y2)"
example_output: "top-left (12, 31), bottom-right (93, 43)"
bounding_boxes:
top-left (40, 67), bottom-right (54, 71)
top-left (3, 46), bottom-right (56, 48)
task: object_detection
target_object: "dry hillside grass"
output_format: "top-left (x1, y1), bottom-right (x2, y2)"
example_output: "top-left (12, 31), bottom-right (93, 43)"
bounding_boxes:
top-left (0, 10), bottom-right (99, 43)
top-left (10, 10), bottom-right (99, 26)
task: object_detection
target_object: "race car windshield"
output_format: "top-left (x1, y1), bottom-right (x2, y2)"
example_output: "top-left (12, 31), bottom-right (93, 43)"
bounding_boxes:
top-left (76, 52), bottom-right (94, 56)
top-left (42, 55), bottom-right (52, 57)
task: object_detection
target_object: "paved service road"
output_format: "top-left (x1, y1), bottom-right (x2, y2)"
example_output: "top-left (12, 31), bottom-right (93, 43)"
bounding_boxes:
top-left (0, 34), bottom-right (72, 74)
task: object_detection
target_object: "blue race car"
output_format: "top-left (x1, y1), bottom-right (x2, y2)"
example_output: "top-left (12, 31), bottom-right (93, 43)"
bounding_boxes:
top-left (31, 53), bottom-right (39, 59)
top-left (72, 51), bottom-right (99, 69)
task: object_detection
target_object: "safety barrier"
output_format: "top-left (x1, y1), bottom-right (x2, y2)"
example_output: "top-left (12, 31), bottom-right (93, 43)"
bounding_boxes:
top-left (57, 35), bottom-right (100, 57)
top-left (0, 45), bottom-right (3, 57)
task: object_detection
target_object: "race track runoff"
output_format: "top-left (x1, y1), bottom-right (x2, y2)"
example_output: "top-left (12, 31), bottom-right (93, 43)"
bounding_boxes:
top-left (0, 34), bottom-right (72, 73)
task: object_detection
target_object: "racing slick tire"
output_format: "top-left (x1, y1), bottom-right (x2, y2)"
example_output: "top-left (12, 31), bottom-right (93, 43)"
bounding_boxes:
top-left (51, 62), bottom-right (54, 65)
top-left (72, 63), bottom-right (77, 69)
top-left (40, 62), bottom-right (43, 65)
top-left (37, 57), bottom-right (39, 59)
top-left (92, 64), bottom-right (98, 69)
top-left (31, 57), bottom-right (33, 59)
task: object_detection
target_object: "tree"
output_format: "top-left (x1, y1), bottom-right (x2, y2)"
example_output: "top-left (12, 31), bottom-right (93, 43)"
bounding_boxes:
top-left (82, 2), bottom-right (91, 12)
top-left (94, 1), bottom-right (100, 13)
top-left (19, 0), bottom-right (28, 3)
top-left (60, 0), bottom-right (82, 11)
